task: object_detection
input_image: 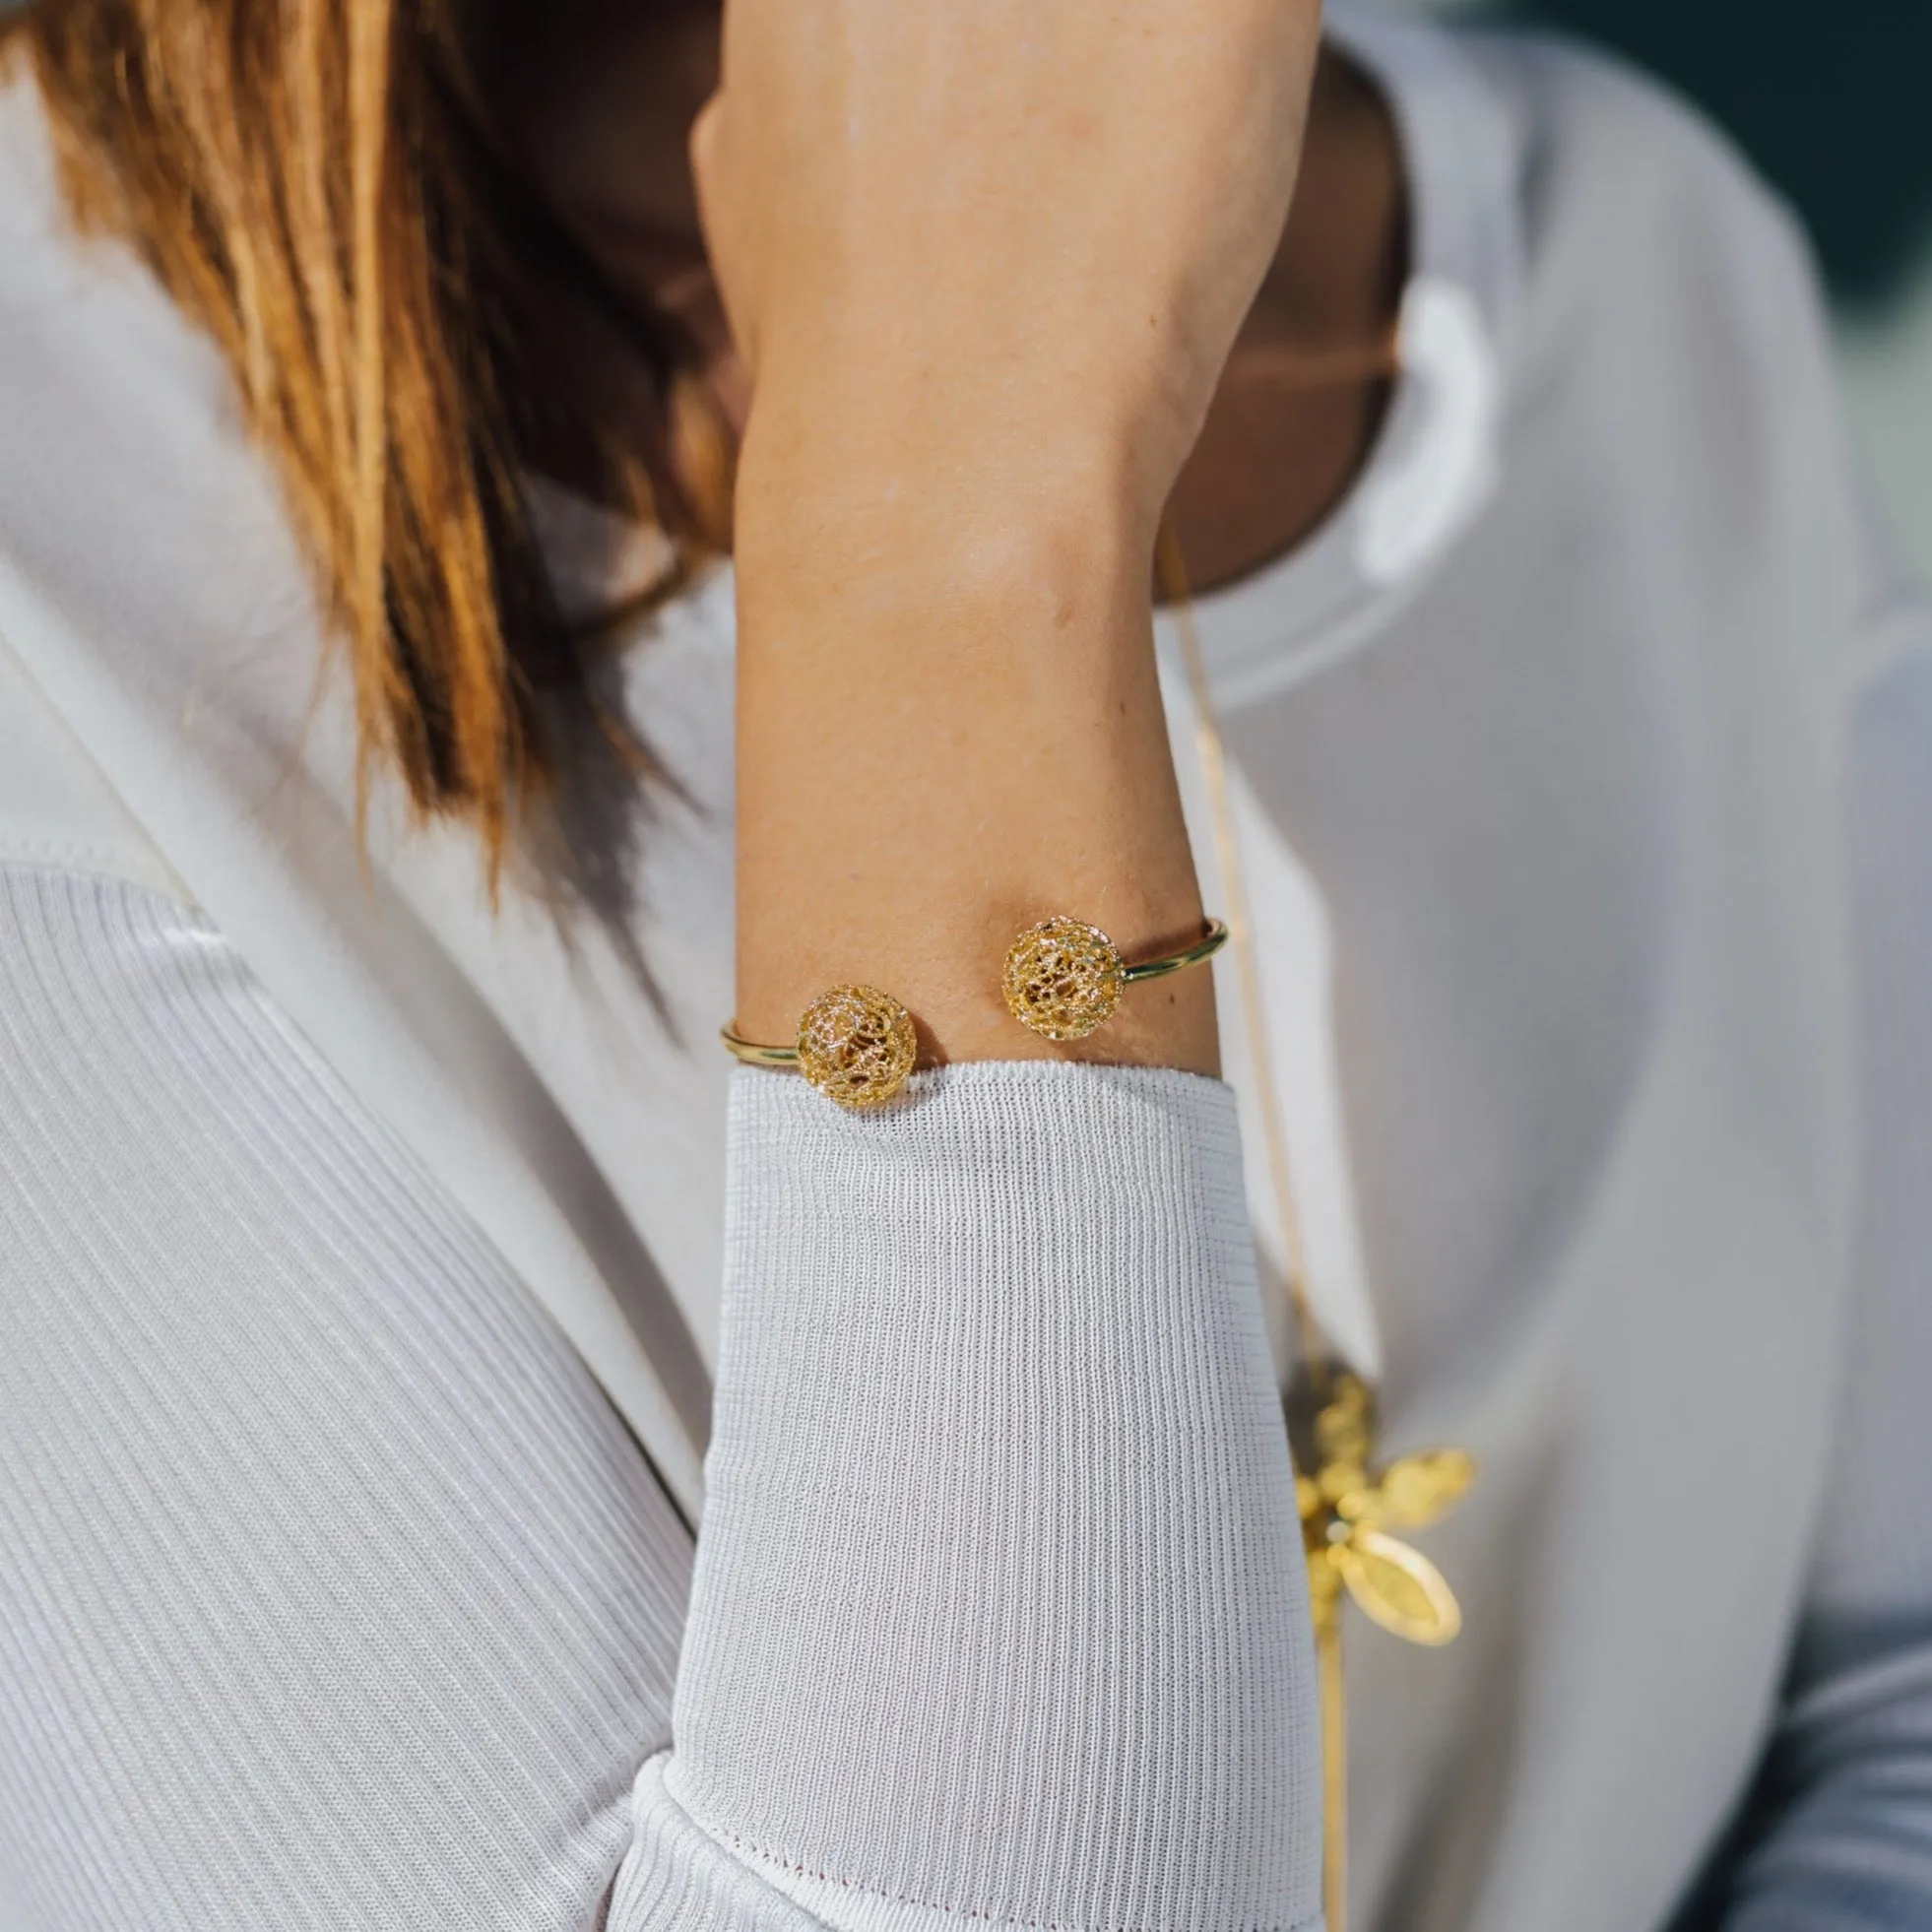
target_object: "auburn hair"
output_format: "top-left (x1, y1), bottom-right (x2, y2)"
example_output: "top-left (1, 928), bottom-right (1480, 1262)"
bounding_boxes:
top-left (4, 0), bottom-right (729, 877)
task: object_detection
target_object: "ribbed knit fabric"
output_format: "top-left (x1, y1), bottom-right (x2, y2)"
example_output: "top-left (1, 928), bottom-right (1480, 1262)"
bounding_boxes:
top-left (0, 867), bottom-right (1320, 1930)
top-left (657, 1065), bottom-right (1320, 1932)
top-left (0, 868), bottom-right (691, 1929)
top-left (612, 1761), bottom-right (833, 1930)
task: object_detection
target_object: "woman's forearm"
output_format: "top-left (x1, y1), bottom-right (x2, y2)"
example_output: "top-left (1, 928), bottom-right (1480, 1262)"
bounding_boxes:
top-left (695, 0), bottom-right (1320, 1073)
top-left (670, 10), bottom-right (1337, 1918)
top-left (732, 388), bottom-right (1217, 1071)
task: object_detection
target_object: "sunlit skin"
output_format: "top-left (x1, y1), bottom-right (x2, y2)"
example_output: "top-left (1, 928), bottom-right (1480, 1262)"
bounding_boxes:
top-left (487, 0), bottom-right (1403, 1068)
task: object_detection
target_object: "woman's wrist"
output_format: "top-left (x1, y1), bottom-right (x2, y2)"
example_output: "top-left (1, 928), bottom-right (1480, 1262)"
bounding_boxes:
top-left (735, 365), bottom-right (1165, 583)
top-left (731, 402), bottom-right (1216, 1073)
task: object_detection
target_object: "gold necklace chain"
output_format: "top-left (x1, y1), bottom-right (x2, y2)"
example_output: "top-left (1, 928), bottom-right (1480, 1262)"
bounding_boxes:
top-left (1155, 516), bottom-right (1474, 1932)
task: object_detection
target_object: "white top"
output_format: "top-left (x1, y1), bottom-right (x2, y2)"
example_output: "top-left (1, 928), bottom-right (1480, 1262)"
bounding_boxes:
top-left (1, 10), bottom-right (1929, 1931)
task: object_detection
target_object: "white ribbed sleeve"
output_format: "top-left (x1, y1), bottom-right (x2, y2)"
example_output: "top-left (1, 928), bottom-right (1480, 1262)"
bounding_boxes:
top-left (631, 1066), bottom-right (1322, 1932)
top-left (0, 867), bottom-right (1322, 1932)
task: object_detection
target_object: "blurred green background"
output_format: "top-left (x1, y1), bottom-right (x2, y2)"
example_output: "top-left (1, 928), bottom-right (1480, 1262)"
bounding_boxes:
top-left (1393, 0), bottom-right (1932, 585)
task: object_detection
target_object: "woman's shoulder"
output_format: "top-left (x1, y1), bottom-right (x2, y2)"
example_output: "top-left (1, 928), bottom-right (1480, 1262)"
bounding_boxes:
top-left (0, 64), bottom-right (144, 347)
top-left (0, 64), bottom-right (321, 901)
top-left (0, 64), bottom-right (188, 909)
top-left (0, 73), bottom-right (203, 909)
top-left (0, 616), bottom-right (184, 907)
top-left (1462, 22), bottom-right (1800, 227)
top-left (1431, 16), bottom-right (1913, 675)
top-left (1449, 18), bottom-right (1824, 338)
top-left (0, 63), bottom-right (257, 549)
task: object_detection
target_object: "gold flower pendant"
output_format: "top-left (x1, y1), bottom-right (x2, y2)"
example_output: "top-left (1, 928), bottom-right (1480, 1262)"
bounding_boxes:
top-left (1297, 1373), bottom-right (1474, 1646)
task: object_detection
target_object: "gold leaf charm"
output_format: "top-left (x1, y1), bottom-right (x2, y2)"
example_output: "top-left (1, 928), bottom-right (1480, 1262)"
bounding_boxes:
top-left (1334, 1526), bottom-right (1463, 1645)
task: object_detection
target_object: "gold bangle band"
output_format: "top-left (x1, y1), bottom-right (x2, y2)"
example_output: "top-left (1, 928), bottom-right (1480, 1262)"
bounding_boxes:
top-left (717, 1031), bottom-right (805, 1069)
top-left (1003, 915), bottom-right (1228, 1041)
top-left (1121, 917), bottom-right (1231, 984)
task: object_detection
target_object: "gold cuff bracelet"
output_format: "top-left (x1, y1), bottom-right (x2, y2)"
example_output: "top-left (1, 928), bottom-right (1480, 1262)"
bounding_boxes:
top-left (1002, 914), bottom-right (1228, 1040)
top-left (721, 915), bottom-right (1227, 1108)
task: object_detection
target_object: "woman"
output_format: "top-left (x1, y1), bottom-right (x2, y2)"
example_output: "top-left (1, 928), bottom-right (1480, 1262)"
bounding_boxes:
top-left (0, 0), bottom-right (1925, 1926)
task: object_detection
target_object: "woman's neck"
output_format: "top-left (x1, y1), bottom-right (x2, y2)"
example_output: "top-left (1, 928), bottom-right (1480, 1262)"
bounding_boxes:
top-left (491, 8), bottom-right (1408, 592)
top-left (1170, 50), bottom-right (1409, 590)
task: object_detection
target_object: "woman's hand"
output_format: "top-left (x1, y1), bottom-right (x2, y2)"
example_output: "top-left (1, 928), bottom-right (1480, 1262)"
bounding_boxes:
top-left (701, 0), bottom-right (1322, 1068)
top-left (693, 0), bottom-right (1322, 531)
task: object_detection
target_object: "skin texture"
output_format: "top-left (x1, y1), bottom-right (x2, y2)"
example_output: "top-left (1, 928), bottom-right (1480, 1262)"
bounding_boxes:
top-left (492, 1), bottom-right (1405, 1070)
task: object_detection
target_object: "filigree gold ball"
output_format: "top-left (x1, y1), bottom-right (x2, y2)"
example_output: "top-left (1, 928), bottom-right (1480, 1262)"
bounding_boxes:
top-left (796, 985), bottom-right (918, 1110)
top-left (1002, 917), bottom-right (1127, 1040)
